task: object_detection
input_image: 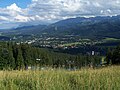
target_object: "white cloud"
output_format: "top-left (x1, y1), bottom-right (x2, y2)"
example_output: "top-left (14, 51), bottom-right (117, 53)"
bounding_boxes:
top-left (28, 0), bottom-right (120, 22)
top-left (1, 0), bottom-right (120, 29)
top-left (14, 15), bottom-right (30, 22)
top-left (0, 16), bottom-right (9, 21)
top-left (6, 3), bottom-right (22, 12)
top-left (0, 3), bottom-right (29, 23)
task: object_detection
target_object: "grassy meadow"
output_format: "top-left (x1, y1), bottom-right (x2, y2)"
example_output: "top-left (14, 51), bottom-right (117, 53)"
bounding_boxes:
top-left (0, 66), bottom-right (120, 90)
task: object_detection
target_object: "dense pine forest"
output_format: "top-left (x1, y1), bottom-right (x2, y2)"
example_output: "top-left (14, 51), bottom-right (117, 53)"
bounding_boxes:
top-left (0, 42), bottom-right (103, 70)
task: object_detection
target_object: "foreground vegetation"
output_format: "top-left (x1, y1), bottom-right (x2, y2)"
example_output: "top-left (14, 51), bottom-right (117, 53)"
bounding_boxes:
top-left (0, 66), bottom-right (120, 90)
top-left (0, 42), bottom-right (102, 70)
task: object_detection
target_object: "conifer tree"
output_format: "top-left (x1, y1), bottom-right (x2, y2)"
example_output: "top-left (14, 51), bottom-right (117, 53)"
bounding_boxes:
top-left (7, 45), bottom-right (15, 70)
top-left (17, 47), bottom-right (24, 70)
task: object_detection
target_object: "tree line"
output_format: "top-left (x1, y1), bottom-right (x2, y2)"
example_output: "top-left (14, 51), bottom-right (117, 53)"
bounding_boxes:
top-left (0, 42), bottom-right (104, 70)
top-left (106, 46), bottom-right (120, 65)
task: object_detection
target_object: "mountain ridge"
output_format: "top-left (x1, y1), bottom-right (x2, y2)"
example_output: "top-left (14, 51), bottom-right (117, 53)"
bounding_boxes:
top-left (2, 15), bottom-right (120, 39)
top-left (41, 15), bottom-right (120, 39)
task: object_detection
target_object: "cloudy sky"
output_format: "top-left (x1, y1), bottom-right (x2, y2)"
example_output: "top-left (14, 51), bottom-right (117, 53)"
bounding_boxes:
top-left (0, 0), bottom-right (120, 29)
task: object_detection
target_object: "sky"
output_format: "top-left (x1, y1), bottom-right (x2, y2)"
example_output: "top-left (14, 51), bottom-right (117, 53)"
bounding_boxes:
top-left (0, 0), bottom-right (120, 29)
top-left (0, 0), bottom-right (31, 8)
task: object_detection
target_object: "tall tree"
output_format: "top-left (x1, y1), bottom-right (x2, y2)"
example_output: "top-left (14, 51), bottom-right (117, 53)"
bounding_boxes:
top-left (17, 47), bottom-right (24, 70)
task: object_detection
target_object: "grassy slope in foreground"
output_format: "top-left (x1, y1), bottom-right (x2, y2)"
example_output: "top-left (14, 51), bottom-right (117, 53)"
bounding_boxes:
top-left (0, 66), bottom-right (120, 90)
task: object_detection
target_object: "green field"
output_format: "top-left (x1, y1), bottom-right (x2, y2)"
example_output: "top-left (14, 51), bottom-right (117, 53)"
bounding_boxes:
top-left (103, 38), bottom-right (120, 42)
top-left (0, 66), bottom-right (120, 90)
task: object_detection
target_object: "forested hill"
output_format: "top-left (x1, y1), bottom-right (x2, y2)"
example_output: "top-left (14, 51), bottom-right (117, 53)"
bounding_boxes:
top-left (12, 25), bottom-right (46, 35)
top-left (0, 42), bottom-right (101, 70)
top-left (0, 15), bottom-right (120, 40)
top-left (42, 15), bottom-right (120, 39)
top-left (3, 15), bottom-right (120, 39)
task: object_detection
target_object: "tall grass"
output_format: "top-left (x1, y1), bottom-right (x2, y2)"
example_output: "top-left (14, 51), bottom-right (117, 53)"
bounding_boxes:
top-left (0, 66), bottom-right (120, 90)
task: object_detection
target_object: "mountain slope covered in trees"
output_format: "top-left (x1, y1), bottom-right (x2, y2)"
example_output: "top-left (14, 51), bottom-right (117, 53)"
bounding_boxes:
top-left (0, 42), bottom-right (101, 70)
top-left (42, 15), bottom-right (120, 39)
top-left (1, 15), bottom-right (120, 40)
